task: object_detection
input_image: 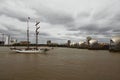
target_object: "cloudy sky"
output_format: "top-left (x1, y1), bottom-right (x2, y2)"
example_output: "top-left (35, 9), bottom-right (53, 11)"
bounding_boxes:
top-left (0, 0), bottom-right (120, 44)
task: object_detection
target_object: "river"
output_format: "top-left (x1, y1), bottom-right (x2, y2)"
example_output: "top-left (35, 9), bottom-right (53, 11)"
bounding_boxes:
top-left (0, 47), bottom-right (120, 80)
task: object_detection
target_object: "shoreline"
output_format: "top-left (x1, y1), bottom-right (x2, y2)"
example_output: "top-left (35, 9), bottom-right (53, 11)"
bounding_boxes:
top-left (1, 45), bottom-right (120, 52)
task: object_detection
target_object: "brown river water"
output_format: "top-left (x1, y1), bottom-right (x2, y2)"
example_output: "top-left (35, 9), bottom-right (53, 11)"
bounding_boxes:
top-left (0, 47), bottom-right (120, 80)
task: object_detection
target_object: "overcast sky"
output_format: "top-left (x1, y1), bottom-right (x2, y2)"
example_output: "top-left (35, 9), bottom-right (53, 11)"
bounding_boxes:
top-left (0, 0), bottom-right (120, 44)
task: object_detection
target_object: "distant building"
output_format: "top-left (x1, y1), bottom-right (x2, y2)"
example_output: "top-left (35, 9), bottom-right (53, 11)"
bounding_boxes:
top-left (0, 41), bottom-right (4, 45)
top-left (70, 42), bottom-right (78, 47)
top-left (10, 39), bottom-right (17, 45)
top-left (109, 36), bottom-right (120, 51)
top-left (67, 40), bottom-right (71, 46)
top-left (5, 35), bottom-right (10, 45)
top-left (47, 40), bottom-right (51, 45)
top-left (89, 39), bottom-right (98, 46)
top-left (78, 41), bottom-right (85, 45)
top-left (86, 36), bottom-right (92, 45)
top-left (20, 41), bottom-right (30, 45)
top-left (88, 39), bottom-right (99, 49)
top-left (70, 42), bottom-right (75, 46)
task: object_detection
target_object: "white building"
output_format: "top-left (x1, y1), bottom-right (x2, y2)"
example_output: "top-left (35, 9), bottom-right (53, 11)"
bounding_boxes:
top-left (5, 35), bottom-right (17, 45)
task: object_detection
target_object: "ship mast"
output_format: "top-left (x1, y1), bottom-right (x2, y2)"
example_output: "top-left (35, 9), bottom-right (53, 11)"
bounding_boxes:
top-left (35, 21), bottom-right (40, 50)
top-left (27, 17), bottom-right (30, 49)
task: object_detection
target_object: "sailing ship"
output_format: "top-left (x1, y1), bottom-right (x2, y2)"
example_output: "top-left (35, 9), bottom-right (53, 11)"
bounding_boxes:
top-left (10, 17), bottom-right (50, 53)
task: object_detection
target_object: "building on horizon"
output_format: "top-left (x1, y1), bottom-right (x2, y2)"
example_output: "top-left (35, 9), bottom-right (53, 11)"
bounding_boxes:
top-left (19, 41), bottom-right (30, 45)
top-left (109, 36), bottom-right (120, 51)
top-left (67, 40), bottom-right (71, 47)
top-left (47, 40), bottom-right (51, 45)
top-left (0, 41), bottom-right (4, 45)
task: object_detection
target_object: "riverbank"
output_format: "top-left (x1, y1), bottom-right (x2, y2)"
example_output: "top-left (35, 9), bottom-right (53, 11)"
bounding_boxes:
top-left (1, 45), bottom-right (120, 52)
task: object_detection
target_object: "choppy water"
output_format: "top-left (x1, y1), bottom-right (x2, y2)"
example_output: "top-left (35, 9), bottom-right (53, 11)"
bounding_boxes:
top-left (0, 47), bottom-right (120, 80)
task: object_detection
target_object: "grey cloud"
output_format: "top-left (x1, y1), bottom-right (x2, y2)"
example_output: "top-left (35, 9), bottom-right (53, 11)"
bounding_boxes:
top-left (92, 8), bottom-right (110, 20)
top-left (29, 31), bottom-right (50, 37)
top-left (0, 0), bottom-right (74, 26)
top-left (39, 32), bottom-right (50, 36)
top-left (67, 25), bottom-right (119, 39)
top-left (34, 7), bottom-right (74, 26)
top-left (67, 7), bottom-right (120, 35)
top-left (0, 0), bottom-right (120, 43)
top-left (110, 14), bottom-right (120, 25)
top-left (0, 23), bottom-right (24, 35)
top-left (41, 13), bottom-right (73, 26)
top-left (68, 24), bottom-right (100, 32)
top-left (0, 0), bottom-right (35, 22)
top-left (66, 1), bottom-right (120, 35)
top-left (67, 28), bottom-right (78, 31)
top-left (112, 29), bottom-right (120, 32)
top-left (0, 11), bottom-right (27, 22)
top-left (0, 23), bottom-right (51, 43)
top-left (79, 24), bottom-right (98, 32)
top-left (39, 36), bottom-right (67, 44)
top-left (77, 12), bottom-right (91, 18)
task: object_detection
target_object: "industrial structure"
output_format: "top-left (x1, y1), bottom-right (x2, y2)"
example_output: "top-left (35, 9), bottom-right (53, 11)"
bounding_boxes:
top-left (0, 33), bottom-right (17, 45)
top-left (109, 36), bottom-right (120, 51)
top-left (89, 39), bottom-right (98, 49)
